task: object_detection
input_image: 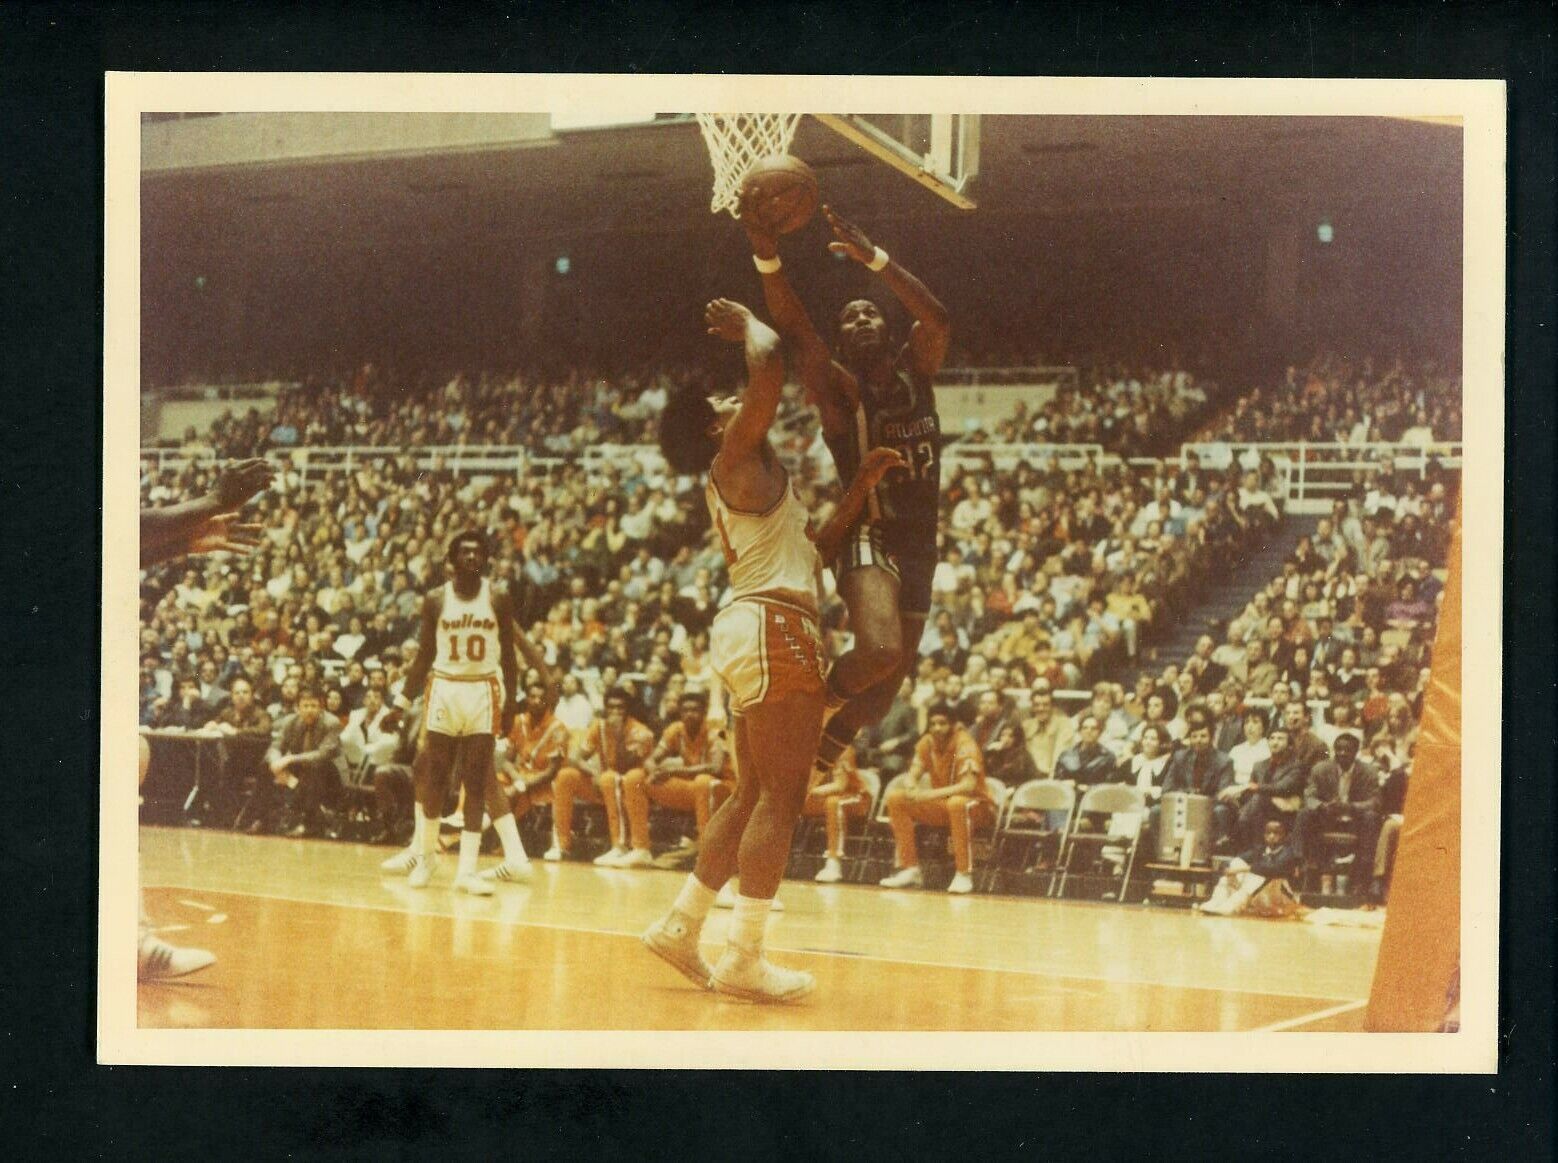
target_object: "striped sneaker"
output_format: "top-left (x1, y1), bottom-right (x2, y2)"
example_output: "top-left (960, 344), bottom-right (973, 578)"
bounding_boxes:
top-left (138, 933), bottom-right (216, 981)
top-left (479, 860), bottom-right (533, 884)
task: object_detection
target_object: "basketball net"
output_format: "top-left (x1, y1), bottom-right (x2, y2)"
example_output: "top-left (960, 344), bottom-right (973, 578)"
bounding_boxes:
top-left (693, 113), bottom-right (804, 216)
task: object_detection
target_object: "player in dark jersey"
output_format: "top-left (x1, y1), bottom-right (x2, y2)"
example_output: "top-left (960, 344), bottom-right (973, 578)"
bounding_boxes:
top-left (742, 202), bottom-right (950, 783)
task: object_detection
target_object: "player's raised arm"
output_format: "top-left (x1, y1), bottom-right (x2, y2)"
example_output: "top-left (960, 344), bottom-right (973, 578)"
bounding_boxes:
top-left (824, 205), bottom-right (950, 378)
top-left (140, 457), bottom-right (273, 567)
top-left (740, 211), bottom-right (855, 435)
top-left (705, 298), bottom-right (785, 460)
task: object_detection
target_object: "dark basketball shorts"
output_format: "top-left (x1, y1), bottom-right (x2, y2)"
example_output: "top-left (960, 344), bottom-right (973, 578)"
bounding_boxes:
top-left (832, 523), bottom-right (936, 619)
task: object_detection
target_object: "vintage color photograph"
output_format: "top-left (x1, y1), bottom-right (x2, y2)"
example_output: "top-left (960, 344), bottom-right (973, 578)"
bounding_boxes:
top-left (104, 75), bottom-right (1503, 1068)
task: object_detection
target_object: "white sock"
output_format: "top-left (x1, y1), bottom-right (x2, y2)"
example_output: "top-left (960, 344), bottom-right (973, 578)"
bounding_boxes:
top-left (419, 809), bottom-right (441, 857)
top-left (411, 803), bottom-right (427, 849)
top-left (493, 813), bottom-right (530, 867)
top-left (729, 893), bottom-right (773, 954)
top-left (672, 874), bottom-right (718, 922)
top-left (458, 831), bottom-right (482, 879)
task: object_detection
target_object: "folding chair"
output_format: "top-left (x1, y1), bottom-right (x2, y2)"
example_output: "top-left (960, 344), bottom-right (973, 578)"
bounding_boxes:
top-left (857, 772), bottom-right (914, 882)
top-left (1055, 783), bottom-right (1147, 900)
top-left (830, 768), bottom-right (883, 882)
top-left (334, 756), bottom-right (379, 839)
top-left (993, 779), bottom-right (1077, 896)
top-left (964, 778), bottom-right (1011, 892)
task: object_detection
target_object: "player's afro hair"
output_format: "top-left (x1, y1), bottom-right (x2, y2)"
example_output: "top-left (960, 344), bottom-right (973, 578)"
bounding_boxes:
top-left (659, 385), bottom-right (720, 476)
top-left (446, 527), bottom-right (490, 564)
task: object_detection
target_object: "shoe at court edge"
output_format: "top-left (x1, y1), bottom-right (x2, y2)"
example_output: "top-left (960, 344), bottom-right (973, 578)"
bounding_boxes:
top-left (407, 853), bottom-right (435, 888)
top-left (710, 944), bottom-right (815, 1004)
top-left (138, 932), bottom-right (216, 981)
top-left (641, 911), bottom-right (714, 990)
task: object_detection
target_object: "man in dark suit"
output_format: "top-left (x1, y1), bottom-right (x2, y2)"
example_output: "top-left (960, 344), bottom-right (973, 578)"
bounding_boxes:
top-left (857, 678), bottom-right (921, 779)
top-left (1224, 725), bottom-right (1308, 849)
top-left (969, 689), bottom-right (1031, 785)
top-left (262, 687), bottom-right (345, 837)
top-left (1282, 700), bottom-right (1330, 779)
top-left (1159, 708), bottom-right (1237, 848)
top-left (1053, 714), bottom-right (1119, 787)
top-left (1295, 732), bottom-right (1381, 870)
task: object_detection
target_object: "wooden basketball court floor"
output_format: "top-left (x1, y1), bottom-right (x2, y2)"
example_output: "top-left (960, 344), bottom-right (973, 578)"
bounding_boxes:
top-left (137, 826), bottom-right (1376, 1033)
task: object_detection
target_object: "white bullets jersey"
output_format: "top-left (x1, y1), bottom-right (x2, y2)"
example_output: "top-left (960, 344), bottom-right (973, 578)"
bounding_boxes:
top-left (433, 579), bottom-right (502, 677)
top-left (706, 467), bottom-right (821, 614)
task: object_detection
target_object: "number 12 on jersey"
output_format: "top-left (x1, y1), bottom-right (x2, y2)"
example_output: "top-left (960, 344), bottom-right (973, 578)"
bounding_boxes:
top-left (895, 440), bottom-right (937, 480)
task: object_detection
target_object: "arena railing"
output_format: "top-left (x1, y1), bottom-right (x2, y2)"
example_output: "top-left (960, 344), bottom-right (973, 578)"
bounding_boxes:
top-left (1175, 441), bottom-right (1463, 514)
top-left (935, 366), bottom-right (1078, 389)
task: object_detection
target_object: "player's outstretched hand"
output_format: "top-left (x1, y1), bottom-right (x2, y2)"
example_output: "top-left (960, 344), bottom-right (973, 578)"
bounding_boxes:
top-left (188, 514), bottom-right (264, 558)
top-left (214, 458), bottom-right (274, 510)
top-left (823, 205), bottom-right (875, 265)
top-left (705, 298), bottom-right (753, 344)
top-left (736, 189), bottom-right (780, 257)
top-left (859, 446), bottom-right (908, 486)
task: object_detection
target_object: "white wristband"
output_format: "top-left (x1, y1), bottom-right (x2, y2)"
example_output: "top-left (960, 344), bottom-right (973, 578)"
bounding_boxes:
top-left (753, 253), bottom-right (782, 274)
top-left (394, 693), bottom-right (411, 713)
top-left (867, 246), bottom-right (890, 272)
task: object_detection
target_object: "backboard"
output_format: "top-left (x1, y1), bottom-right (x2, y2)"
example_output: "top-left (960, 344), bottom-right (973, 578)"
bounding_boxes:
top-left (811, 113), bottom-right (980, 209)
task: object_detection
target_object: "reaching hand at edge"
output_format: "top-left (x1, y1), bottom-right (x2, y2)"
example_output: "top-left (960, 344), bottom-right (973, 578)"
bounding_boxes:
top-left (188, 515), bottom-right (264, 558)
top-left (215, 458), bottom-right (275, 510)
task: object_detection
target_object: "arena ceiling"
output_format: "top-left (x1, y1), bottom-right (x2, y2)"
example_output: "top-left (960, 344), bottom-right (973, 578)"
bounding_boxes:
top-left (143, 114), bottom-right (1461, 257)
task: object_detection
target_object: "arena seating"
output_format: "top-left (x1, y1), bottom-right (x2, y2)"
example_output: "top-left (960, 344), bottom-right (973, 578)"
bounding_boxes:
top-left (139, 356), bottom-right (1459, 908)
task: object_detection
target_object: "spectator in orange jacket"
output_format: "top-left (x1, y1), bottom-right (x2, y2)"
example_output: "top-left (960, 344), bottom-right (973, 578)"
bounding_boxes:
top-left (879, 703), bottom-right (995, 895)
top-left (547, 686), bottom-right (655, 863)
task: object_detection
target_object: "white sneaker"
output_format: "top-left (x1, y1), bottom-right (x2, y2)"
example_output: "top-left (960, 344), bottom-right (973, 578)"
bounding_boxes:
top-left (711, 944), bottom-right (815, 1004)
top-left (814, 858), bottom-right (844, 884)
top-left (879, 866), bottom-right (925, 889)
top-left (947, 872), bottom-right (974, 895)
top-left (408, 853), bottom-right (435, 888)
top-left (454, 873), bottom-right (496, 897)
top-left (641, 911), bottom-right (713, 989)
top-left (713, 882), bottom-right (784, 911)
top-left (593, 847), bottom-right (627, 867)
top-left (380, 847), bottom-right (418, 874)
top-left (616, 848), bottom-right (655, 868)
top-left (479, 860), bottom-right (533, 884)
top-left (542, 843), bottom-right (565, 862)
top-left (138, 933), bottom-right (216, 980)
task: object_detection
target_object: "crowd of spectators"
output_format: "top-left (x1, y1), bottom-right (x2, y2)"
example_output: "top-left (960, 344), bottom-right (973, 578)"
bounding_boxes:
top-left (1197, 354), bottom-right (1462, 449)
top-left (960, 366), bottom-right (1212, 457)
top-left (157, 358), bottom-right (1216, 466)
top-left (140, 356), bottom-right (1459, 907)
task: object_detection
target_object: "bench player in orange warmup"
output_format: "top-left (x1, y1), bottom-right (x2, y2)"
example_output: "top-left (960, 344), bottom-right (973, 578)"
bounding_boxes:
top-left (802, 745), bottom-right (871, 884)
top-left (642, 297), bottom-right (904, 1003)
top-left (879, 701), bottom-right (996, 895)
top-left (618, 688), bottom-right (733, 866)
top-left (549, 686), bottom-right (656, 866)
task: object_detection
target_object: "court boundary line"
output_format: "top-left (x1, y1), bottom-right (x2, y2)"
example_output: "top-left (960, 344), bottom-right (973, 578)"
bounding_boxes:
top-left (1251, 999), bottom-right (1368, 1033)
top-left (146, 880), bottom-right (1369, 1010)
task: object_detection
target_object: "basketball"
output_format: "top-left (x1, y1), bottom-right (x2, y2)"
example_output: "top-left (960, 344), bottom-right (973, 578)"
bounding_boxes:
top-left (738, 155), bottom-right (819, 235)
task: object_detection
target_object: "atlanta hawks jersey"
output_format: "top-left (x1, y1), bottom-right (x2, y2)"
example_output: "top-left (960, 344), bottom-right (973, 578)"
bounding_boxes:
top-left (823, 352), bottom-right (941, 543)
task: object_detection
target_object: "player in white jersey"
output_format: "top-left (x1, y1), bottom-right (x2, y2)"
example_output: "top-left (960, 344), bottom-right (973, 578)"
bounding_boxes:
top-left (642, 298), bottom-right (903, 1003)
top-left (384, 529), bottom-right (520, 896)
